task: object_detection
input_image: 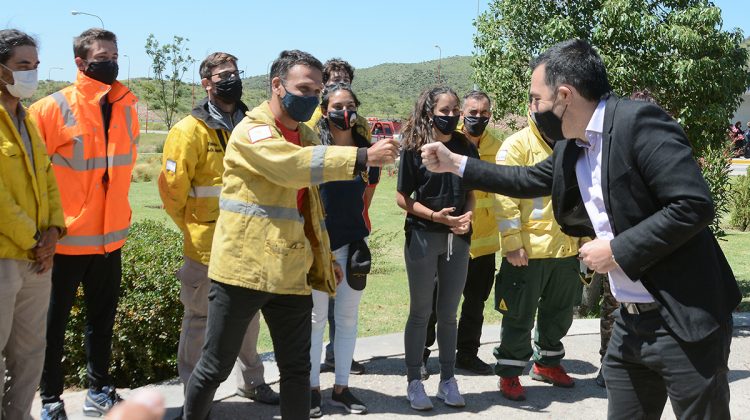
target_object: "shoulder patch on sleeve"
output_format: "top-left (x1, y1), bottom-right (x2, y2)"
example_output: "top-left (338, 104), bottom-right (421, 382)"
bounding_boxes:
top-left (248, 125), bottom-right (273, 143)
top-left (165, 159), bottom-right (177, 173)
top-left (496, 150), bottom-right (508, 162)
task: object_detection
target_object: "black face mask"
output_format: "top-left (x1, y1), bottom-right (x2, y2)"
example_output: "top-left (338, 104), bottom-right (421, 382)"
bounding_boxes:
top-left (463, 116), bottom-right (490, 137)
top-left (531, 102), bottom-right (567, 142)
top-left (84, 60), bottom-right (118, 85)
top-left (432, 115), bottom-right (460, 135)
top-left (327, 109), bottom-right (357, 131)
top-left (214, 78), bottom-right (243, 103)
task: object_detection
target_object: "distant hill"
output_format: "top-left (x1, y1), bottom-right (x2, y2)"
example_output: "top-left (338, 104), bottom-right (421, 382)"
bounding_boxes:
top-left (27, 56), bottom-right (475, 126)
top-left (241, 55), bottom-right (475, 119)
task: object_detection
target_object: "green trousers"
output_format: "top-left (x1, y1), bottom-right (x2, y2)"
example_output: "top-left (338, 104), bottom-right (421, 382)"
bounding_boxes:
top-left (493, 255), bottom-right (581, 377)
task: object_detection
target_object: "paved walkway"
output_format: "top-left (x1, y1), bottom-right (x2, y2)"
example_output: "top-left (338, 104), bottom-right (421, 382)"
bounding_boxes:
top-left (32, 314), bottom-right (750, 419)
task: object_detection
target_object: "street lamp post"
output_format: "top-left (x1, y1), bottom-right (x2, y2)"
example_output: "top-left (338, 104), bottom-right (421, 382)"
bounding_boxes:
top-left (474, 0), bottom-right (480, 91)
top-left (191, 60), bottom-right (197, 107)
top-left (123, 54), bottom-right (131, 88)
top-left (48, 67), bottom-right (63, 81)
top-left (434, 44), bottom-right (442, 84)
top-left (71, 10), bottom-right (104, 28)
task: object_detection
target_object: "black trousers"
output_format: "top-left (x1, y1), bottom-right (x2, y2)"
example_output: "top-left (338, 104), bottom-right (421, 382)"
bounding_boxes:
top-left (456, 254), bottom-right (496, 357)
top-left (40, 250), bottom-right (122, 403)
top-left (425, 254), bottom-right (496, 360)
top-left (183, 281), bottom-right (312, 420)
top-left (603, 307), bottom-right (732, 420)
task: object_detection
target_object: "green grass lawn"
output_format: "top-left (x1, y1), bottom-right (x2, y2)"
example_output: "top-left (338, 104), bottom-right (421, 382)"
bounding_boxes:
top-left (129, 167), bottom-right (750, 352)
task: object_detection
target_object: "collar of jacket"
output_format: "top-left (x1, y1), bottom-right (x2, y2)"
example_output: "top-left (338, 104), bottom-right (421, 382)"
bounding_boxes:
top-left (191, 97), bottom-right (249, 130)
top-left (75, 71), bottom-right (135, 104)
top-left (248, 100), bottom-right (320, 147)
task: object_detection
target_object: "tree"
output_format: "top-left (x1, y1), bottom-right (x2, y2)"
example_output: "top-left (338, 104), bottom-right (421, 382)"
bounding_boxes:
top-left (473, 0), bottom-right (750, 154)
top-left (144, 34), bottom-right (194, 130)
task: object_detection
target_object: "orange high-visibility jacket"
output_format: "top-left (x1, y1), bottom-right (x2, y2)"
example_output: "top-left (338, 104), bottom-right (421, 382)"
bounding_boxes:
top-left (30, 72), bottom-right (139, 255)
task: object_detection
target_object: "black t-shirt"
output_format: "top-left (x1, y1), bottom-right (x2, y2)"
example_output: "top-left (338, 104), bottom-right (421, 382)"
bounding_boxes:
top-left (397, 132), bottom-right (479, 237)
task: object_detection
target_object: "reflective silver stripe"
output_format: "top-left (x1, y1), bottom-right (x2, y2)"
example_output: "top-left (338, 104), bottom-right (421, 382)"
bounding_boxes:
top-left (498, 218), bottom-right (521, 232)
top-left (58, 227), bottom-right (129, 247)
top-left (537, 349), bottom-right (565, 356)
top-left (188, 186), bottom-right (222, 198)
top-left (497, 358), bottom-right (527, 367)
top-left (124, 106), bottom-right (135, 145)
top-left (529, 197), bottom-right (545, 219)
top-left (310, 145), bottom-right (326, 185)
top-left (219, 197), bottom-right (302, 222)
top-left (110, 150), bottom-right (134, 167)
top-left (319, 219), bottom-right (327, 232)
top-left (53, 149), bottom-right (133, 171)
top-left (534, 344), bottom-right (565, 357)
top-left (52, 92), bottom-right (77, 127)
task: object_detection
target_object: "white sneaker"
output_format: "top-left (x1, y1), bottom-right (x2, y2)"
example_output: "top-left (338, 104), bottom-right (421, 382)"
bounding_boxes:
top-left (436, 377), bottom-right (465, 407)
top-left (407, 379), bottom-right (433, 411)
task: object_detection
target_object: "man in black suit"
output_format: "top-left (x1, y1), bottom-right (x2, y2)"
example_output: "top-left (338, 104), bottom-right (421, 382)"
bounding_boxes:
top-left (421, 39), bottom-right (740, 420)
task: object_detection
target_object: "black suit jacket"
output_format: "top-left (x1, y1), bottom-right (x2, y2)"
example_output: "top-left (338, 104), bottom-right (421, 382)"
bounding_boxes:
top-left (463, 95), bottom-right (740, 342)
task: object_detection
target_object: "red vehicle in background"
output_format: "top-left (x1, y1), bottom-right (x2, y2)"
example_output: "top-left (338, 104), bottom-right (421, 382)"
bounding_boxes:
top-left (367, 117), bottom-right (402, 143)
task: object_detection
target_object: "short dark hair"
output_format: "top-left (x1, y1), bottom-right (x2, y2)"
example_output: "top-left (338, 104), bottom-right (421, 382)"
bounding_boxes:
top-left (73, 28), bottom-right (117, 59)
top-left (0, 29), bottom-right (37, 66)
top-left (463, 90), bottom-right (492, 108)
top-left (322, 58), bottom-right (355, 84)
top-left (269, 50), bottom-right (323, 85)
top-left (530, 39), bottom-right (611, 102)
top-left (199, 52), bottom-right (238, 79)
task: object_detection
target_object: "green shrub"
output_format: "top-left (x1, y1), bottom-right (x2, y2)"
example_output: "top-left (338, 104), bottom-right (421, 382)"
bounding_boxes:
top-left (131, 160), bottom-right (161, 183)
top-left (729, 168), bottom-right (750, 231)
top-left (63, 220), bottom-right (183, 388)
top-left (698, 145), bottom-right (732, 238)
top-left (369, 229), bottom-right (400, 274)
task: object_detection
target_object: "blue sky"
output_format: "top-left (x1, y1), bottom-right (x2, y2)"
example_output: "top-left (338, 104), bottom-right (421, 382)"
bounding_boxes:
top-left (3, 0), bottom-right (748, 82)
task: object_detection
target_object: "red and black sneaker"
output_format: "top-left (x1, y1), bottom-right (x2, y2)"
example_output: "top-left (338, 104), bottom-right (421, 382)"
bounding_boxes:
top-left (530, 363), bottom-right (575, 388)
top-left (498, 376), bottom-right (526, 401)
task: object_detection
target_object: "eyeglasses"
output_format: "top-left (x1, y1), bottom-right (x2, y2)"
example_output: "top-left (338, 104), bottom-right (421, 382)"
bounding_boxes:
top-left (210, 70), bottom-right (243, 81)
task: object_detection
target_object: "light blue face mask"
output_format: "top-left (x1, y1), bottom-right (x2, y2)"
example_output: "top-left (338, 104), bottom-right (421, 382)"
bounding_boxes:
top-left (281, 83), bottom-right (320, 122)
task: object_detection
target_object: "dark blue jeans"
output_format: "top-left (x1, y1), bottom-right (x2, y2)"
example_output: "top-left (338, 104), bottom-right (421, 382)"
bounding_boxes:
top-left (183, 281), bottom-right (312, 420)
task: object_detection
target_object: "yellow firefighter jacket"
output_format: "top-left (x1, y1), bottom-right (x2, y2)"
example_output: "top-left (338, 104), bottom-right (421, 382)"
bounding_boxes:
top-left (208, 101), bottom-right (359, 295)
top-left (0, 102), bottom-right (65, 260)
top-left (494, 116), bottom-right (580, 259)
top-left (460, 124), bottom-right (502, 258)
top-left (158, 98), bottom-right (248, 265)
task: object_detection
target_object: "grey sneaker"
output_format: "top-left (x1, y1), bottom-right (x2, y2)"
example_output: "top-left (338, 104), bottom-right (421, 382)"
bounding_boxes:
top-left (41, 401), bottom-right (68, 420)
top-left (236, 383), bottom-right (280, 405)
top-left (83, 386), bottom-right (121, 417)
top-left (406, 379), bottom-right (433, 411)
top-left (436, 377), bottom-right (465, 407)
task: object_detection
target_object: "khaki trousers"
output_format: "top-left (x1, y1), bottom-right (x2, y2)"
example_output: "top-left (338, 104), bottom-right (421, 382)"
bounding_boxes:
top-left (177, 257), bottom-right (265, 389)
top-left (0, 259), bottom-right (51, 420)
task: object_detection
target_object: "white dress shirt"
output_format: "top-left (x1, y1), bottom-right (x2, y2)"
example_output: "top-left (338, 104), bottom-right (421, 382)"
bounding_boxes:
top-left (575, 100), bottom-right (654, 303)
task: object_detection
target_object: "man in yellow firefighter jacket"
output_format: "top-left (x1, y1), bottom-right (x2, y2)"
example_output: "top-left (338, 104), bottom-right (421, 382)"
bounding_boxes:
top-left (493, 114), bottom-right (583, 401)
top-left (158, 52), bottom-right (279, 405)
top-left (454, 91), bottom-right (502, 374)
top-left (181, 50), bottom-right (398, 420)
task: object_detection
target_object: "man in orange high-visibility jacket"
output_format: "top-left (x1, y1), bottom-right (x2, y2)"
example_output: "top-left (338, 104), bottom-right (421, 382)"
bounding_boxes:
top-left (30, 28), bottom-right (138, 419)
